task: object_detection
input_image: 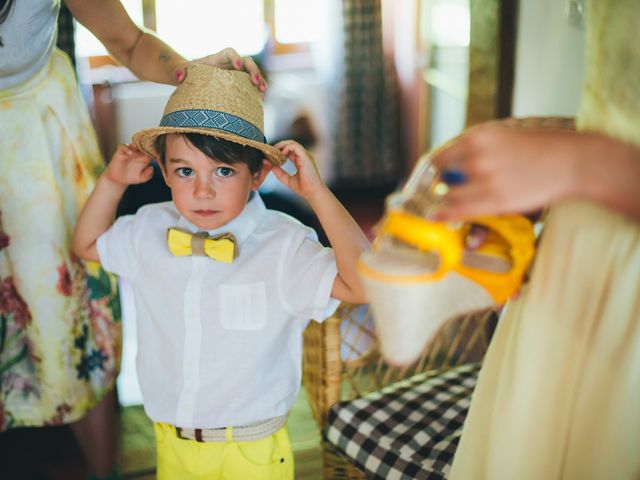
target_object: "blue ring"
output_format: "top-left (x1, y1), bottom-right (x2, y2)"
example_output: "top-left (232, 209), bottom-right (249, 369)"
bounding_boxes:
top-left (441, 169), bottom-right (467, 185)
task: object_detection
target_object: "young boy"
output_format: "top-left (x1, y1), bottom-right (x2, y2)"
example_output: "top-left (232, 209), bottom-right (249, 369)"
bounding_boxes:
top-left (72, 64), bottom-right (369, 479)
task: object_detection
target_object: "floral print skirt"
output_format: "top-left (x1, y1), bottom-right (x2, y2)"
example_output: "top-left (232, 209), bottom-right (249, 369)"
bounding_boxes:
top-left (0, 49), bottom-right (121, 430)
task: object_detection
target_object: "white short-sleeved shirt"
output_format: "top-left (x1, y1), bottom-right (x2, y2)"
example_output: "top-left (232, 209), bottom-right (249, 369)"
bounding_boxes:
top-left (97, 194), bottom-right (339, 428)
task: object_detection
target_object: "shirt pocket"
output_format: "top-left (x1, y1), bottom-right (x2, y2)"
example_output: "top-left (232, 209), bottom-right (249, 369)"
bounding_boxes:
top-left (219, 282), bottom-right (267, 331)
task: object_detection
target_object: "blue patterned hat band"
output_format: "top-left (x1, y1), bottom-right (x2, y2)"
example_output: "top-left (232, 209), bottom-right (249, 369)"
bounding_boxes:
top-left (160, 109), bottom-right (266, 144)
top-left (131, 64), bottom-right (286, 165)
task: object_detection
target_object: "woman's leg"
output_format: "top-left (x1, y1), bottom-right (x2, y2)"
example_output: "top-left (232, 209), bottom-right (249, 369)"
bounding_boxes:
top-left (69, 389), bottom-right (119, 478)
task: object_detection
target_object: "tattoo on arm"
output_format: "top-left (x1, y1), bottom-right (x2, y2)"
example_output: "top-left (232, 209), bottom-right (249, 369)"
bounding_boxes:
top-left (159, 51), bottom-right (170, 63)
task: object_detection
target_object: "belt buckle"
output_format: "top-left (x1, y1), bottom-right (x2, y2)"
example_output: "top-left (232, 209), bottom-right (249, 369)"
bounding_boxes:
top-left (175, 427), bottom-right (205, 442)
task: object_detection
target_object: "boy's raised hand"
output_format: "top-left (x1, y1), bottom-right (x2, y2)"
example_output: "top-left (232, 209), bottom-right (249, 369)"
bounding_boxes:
top-left (272, 140), bottom-right (369, 304)
top-left (271, 140), bottom-right (327, 200)
top-left (72, 143), bottom-right (153, 263)
top-left (103, 144), bottom-right (154, 187)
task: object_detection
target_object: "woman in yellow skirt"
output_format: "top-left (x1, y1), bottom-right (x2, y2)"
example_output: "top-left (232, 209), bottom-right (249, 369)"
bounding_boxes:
top-left (432, 1), bottom-right (640, 478)
top-left (0, 1), bottom-right (266, 478)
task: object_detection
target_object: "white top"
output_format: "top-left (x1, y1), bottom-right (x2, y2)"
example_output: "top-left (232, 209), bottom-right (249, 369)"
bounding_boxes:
top-left (0, 0), bottom-right (59, 89)
top-left (97, 194), bottom-right (339, 428)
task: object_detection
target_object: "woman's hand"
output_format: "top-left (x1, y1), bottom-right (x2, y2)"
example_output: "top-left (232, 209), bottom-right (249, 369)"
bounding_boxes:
top-left (430, 123), bottom-right (583, 221)
top-left (174, 48), bottom-right (267, 91)
top-left (271, 140), bottom-right (327, 201)
top-left (103, 144), bottom-right (154, 187)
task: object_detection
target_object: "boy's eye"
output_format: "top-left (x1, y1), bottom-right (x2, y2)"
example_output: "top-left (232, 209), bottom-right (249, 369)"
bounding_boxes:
top-left (215, 166), bottom-right (234, 178)
top-left (176, 167), bottom-right (194, 177)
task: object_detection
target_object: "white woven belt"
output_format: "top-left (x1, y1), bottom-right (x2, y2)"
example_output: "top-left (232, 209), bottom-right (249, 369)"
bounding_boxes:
top-left (175, 415), bottom-right (287, 442)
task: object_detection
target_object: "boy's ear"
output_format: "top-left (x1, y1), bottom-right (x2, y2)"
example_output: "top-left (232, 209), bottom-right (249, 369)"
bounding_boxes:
top-left (251, 159), bottom-right (272, 190)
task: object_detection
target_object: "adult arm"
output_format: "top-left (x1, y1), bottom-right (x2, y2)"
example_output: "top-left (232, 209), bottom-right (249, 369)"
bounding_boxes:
top-left (64, 0), bottom-right (266, 89)
top-left (430, 124), bottom-right (640, 223)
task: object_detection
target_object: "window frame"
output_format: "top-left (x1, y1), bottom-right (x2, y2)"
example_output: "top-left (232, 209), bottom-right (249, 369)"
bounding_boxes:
top-left (78, 0), bottom-right (311, 74)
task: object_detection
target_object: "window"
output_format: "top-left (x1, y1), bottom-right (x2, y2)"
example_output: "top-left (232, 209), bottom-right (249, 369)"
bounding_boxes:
top-left (273, 0), bottom-right (327, 45)
top-left (428, 0), bottom-right (470, 47)
top-left (75, 0), bottom-right (143, 58)
top-left (74, 0), bottom-right (324, 70)
top-left (154, 0), bottom-right (266, 58)
top-left (419, 0), bottom-right (471, 150)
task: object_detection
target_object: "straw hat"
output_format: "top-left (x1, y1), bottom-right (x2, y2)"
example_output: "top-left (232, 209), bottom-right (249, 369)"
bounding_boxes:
top-left (132, 64), bottom-right (286, 165)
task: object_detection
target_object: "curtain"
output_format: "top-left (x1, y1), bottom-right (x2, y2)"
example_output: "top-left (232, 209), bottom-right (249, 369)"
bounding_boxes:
top-left (330, 0), bottom-right (403, 187)
top-left (56, 2), bottom-right (76, 70)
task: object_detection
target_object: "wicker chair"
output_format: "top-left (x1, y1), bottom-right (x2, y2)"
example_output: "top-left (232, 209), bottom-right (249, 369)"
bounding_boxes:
top-left (302, 303), bottom-right (497, 479)
top-left (302, 116), bottom-right (575, 479)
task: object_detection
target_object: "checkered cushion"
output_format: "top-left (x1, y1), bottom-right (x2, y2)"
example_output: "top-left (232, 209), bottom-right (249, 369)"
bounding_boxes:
top-left (325, 363), bottom-right (480, 480)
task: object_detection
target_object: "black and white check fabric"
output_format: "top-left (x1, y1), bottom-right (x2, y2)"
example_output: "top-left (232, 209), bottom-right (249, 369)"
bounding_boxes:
top-left (325, 363), bottom-right (481, 480)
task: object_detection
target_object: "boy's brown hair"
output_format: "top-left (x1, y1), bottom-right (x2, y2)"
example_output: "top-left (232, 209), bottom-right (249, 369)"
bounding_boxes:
top-left (154, 133), bottom-right (264, 176)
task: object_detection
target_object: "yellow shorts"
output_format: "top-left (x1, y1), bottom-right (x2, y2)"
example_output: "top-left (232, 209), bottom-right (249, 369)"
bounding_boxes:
top-left (154, 422), bottom-right (294, 480)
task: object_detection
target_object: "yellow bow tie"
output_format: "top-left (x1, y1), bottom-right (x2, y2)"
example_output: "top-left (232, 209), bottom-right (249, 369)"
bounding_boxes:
top-left (167, 228), bottom-right (237, 263)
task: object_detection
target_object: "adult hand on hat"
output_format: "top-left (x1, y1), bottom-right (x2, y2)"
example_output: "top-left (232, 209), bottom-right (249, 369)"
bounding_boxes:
top-left (173, 47), bottom-right (267, 92)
